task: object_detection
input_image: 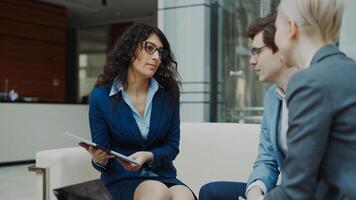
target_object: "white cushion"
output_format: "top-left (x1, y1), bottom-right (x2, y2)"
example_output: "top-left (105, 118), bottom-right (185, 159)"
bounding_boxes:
top-left (175, 122), bottom-right (259, 193)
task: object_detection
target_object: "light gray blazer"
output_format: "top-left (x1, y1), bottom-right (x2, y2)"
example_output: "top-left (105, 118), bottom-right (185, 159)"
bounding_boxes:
top-left (265, 45), bottom-right (356, 200)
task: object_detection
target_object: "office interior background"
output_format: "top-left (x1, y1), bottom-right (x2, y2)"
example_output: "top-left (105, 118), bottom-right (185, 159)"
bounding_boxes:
top-left (1, 0), bottom-right (356, 199)
top-left (1, 0), bottom-right (356, 123)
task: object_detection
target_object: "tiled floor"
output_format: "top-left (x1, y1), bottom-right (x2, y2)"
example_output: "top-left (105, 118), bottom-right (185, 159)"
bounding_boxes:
top-left (0, 164), bottom-right (36, 200)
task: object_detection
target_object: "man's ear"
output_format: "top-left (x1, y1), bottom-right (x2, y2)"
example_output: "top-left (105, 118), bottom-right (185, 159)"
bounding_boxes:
top-left (288, 19), bottom-right (299, 39)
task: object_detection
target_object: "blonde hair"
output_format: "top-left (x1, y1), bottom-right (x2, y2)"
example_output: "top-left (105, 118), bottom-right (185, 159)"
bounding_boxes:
top-left (279, 0), bottom-right (346, 44)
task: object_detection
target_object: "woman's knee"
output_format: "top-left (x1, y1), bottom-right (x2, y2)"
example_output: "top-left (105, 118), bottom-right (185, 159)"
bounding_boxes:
top-left (134, 180), bottom-right (171, 200)
top-left (169, 185), bottom-right (195, 200)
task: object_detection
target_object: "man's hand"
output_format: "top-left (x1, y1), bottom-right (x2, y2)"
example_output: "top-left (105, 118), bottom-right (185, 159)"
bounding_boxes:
top-left (239, 186), bottom-right (264, 200)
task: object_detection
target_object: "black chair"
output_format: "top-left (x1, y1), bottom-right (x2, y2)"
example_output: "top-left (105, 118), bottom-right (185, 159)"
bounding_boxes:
top-left (53, 179), bottom-right (113, 200)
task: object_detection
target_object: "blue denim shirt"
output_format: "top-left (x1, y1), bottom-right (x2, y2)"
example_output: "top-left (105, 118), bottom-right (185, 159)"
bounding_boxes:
top-left (247, 85), bottom-right (284, 192)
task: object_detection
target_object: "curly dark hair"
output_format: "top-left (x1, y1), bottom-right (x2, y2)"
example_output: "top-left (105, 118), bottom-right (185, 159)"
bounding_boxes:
top-left (247, 12), bottom-right (278, 53)
top-left (95, 23), bottom-right (181, 100)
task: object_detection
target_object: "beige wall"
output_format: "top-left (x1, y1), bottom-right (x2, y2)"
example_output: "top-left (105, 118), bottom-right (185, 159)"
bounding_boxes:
top-left (0, 103), bottom-right (90, 163)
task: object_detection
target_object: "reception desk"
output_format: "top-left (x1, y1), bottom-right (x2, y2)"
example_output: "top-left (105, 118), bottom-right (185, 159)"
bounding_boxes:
top-left (0, 103), bottom-right (90, 164)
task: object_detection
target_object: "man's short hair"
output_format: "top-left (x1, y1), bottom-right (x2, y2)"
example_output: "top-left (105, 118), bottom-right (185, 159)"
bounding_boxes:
top-left (247, 12), bottom-right (278, 53)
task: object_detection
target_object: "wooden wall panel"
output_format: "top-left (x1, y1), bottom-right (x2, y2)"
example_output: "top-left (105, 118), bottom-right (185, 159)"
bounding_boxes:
top-left (0, 35), bottom-right (65, 63)
top-left (1, 0), bottom-right (65, 15)
top-left (109, 22), bottom-right (133, 50)
top-left (0, 0), bottom-right (66, 102)
top-left (0, 1), bottom-right (65, 29)
top-left (0, 18), bottom-right (65, 43)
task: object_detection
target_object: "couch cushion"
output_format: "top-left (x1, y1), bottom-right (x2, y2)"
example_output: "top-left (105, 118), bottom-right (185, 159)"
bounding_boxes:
top-left (175, 122), bottom-right (260, 194)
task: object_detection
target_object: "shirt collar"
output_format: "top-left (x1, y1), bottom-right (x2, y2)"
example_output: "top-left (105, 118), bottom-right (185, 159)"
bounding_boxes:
top-left (109, 78), bottom-right (159, 96)
top-left (303, 55), bottom-right (313, 69)
top-left (275, 87), bottom-right (286, 100)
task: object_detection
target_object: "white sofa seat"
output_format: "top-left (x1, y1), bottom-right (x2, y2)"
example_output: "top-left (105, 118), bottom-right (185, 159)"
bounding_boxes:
top-left (176, 123), bottom-right (259, 193)
top-left (32, 122), bottom-right (260, 200)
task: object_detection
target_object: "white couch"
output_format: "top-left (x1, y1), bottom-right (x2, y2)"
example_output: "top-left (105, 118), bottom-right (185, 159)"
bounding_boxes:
top-left (32, 122), bottom-right (260, 200)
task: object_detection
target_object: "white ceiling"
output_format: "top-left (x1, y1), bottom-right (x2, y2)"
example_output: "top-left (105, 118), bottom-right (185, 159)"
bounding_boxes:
top-left (37, 0), bottom-right (157, 28)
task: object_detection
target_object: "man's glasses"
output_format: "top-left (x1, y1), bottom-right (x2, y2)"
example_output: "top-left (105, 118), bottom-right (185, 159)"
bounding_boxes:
top-left (143, 41), bottom-right (169, 60)
top-left (250, 46), bottom-right (268, 56)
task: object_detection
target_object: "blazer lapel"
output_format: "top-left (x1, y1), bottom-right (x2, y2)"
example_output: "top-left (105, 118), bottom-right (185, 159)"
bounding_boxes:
top-left (146, 90), bottom-right (164, 145)
top-left (271, 99), bottom-right (281, 151)
top-left (271, 98), bottom-right (285, 169)
top-left (115, 97), bottom-right (146, 147)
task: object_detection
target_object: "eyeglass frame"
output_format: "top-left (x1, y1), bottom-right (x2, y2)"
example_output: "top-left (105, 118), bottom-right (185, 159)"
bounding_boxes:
top-left (143, 41), bottom-right (169, 60)
top-left (250, 45), bottom-right (268, 56)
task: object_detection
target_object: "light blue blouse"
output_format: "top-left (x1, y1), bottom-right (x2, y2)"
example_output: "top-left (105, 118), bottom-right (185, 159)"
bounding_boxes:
top-left (109, 78), bottom-right (159, 140)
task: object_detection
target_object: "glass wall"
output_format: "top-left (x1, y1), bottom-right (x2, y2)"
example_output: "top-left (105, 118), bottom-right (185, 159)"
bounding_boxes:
top-left (77, 27), bottom-right (108, 103)
top-left (214, 0), bottom-right (279, 123)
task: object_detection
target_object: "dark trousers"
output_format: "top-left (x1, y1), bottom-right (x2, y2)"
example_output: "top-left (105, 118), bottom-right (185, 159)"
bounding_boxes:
top-left (199, 181), bottom-right (247, 200)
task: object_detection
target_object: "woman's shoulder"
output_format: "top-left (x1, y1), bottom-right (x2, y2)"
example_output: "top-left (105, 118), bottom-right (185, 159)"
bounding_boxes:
top-left (157, 87), bottom-right (179, 101)
top-left (90, 84), bottom-right (112, 99)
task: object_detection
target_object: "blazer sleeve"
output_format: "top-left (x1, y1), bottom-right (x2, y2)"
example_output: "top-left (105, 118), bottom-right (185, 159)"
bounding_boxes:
top-left (247, 87), bottom-right (280, 192)
top-left (149, 100), bottom-right (180, 168)
top-left (89, 89), bottom-right (113, 172)
top-left (265, 72), bottom-right (332, 199)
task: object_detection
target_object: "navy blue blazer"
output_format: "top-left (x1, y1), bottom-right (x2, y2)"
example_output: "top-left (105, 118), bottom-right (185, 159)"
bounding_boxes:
top-left (89, 84), bottom-right (180, 186)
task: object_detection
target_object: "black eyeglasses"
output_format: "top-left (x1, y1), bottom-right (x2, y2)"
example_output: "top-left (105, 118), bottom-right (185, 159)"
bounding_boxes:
top-left (250, 46), bottom-right (268, 56)
top-left (143, 41), bottom-right (169, 60)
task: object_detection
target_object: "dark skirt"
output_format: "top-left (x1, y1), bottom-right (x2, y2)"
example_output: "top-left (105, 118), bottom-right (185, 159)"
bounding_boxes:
top-left (106, 177), bottom-right (197, 200)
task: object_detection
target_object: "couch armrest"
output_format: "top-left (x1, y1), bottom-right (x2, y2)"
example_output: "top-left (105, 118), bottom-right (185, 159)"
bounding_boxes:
top-left (32, 147), bottom-right (100, 200)
top-left (28, 164), bottom-right (49, 200)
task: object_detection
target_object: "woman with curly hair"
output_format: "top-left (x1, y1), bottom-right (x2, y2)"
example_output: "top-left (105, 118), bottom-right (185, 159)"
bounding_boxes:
top-left (86, 23), bottom-right (196, 200)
